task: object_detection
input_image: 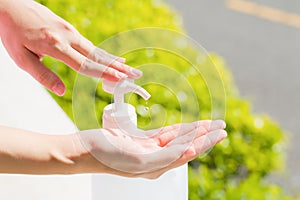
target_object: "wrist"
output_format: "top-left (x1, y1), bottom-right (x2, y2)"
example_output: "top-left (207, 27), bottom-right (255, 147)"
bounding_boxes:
top-left (47, 133), bottom-right (90, 174)
top-left (65, 132), bottom-right (137, 177)
top-left (54, 133), bottom-right (112, 174)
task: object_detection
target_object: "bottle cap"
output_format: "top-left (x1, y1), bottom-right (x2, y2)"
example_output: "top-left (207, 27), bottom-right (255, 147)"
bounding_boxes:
top-left (103, 79), bottom-right (150, 111)
top-left (102, 79), bottom-right (151, 131)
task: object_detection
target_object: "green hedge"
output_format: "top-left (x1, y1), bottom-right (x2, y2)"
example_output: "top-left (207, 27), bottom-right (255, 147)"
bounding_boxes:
top-left (37, 0), bottom-right (290, 199)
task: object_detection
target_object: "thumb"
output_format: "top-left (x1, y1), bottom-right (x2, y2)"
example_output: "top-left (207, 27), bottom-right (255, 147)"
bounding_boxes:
top-left (20, 47), bottom-right (66, 96)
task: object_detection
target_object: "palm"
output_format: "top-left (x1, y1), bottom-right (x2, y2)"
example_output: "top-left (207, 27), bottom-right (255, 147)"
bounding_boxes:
top-left (78, 120), bottom-right (226, 174)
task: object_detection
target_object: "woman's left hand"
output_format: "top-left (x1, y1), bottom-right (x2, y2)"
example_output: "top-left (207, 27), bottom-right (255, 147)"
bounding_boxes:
top-left (0, 0), bottom-right (142, 96)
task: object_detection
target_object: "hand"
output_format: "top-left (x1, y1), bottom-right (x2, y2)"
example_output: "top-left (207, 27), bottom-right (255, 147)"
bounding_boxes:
top-left (77, 120), bottom-right (227, 178)
top-left (0, 120), bottom-right (226, 176)
top-left (0, 0), bottom-right (142, 96)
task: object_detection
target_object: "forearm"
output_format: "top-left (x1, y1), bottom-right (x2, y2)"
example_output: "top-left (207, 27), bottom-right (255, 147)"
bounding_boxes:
top-left (0, 126), bottom-right (108, 175)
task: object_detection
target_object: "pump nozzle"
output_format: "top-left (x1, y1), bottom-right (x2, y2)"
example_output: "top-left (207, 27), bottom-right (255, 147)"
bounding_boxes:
top-left (123, 79), bottom-right (151, 100)
top-left (102, 78), bottom-right (150, 132)
top-left (103, 79), bottom-right (151, 111)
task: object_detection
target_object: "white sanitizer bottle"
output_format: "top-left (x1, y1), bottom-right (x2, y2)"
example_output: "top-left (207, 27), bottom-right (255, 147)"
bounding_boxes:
top-left (93, 78), bottom-right (188, 200)
top-left (102, 78), bottom-right (150, 130)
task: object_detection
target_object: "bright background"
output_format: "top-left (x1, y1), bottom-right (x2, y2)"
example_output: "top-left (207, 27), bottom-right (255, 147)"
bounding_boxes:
top-left (37, 0), bottom-right (299, 199)
top-left (166, 0), bottom-right (300, 197)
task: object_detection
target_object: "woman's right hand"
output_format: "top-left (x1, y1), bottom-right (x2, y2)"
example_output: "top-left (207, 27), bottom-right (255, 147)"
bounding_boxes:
top-left (74, 120), bottom-right (227, 178)
top-left (0, 120), bottom-right (226, 177)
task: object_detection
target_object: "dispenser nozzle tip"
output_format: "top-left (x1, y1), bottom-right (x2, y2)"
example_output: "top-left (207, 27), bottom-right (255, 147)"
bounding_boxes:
top-left (134, 86), bottom-right (151, 100)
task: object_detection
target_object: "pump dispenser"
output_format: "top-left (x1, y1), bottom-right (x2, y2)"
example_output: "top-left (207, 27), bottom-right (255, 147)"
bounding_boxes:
top-left (102, 79), bottom-right (151, 132)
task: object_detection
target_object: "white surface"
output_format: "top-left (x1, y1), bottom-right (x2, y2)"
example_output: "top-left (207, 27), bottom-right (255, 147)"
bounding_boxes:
top-left (0, 50), bottom-right (78, 134)
top-left (92, 166), bottom-right (187, 200)
top-left (0, 39), bottom-right (188, 200)
top-left (0, 39), bottom-right (92, 200)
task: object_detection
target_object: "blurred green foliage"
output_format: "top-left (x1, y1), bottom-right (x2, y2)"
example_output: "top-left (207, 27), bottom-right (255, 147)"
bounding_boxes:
top-left (37, 0), bottom-right (290, 199)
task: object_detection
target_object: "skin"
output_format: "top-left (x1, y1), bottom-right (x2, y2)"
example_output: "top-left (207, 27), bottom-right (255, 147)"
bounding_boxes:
top-left (0, 120), bottom-right (227, 178)
top-left (0, 0), bottom-right (142, 96)
top-left (0, 0), bottom-right (228, 179)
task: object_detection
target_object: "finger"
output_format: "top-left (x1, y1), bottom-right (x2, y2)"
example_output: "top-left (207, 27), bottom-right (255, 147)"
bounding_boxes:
top-left (157, 123), bottom-right (196, 147)
top-left (192, 119), bottom-right (226, 132)
top-left (156, 120), bottom-right (226, 135)
top-left (180, 129), bottom-right (227, 162)
top-left (71, 37), bottom-right (141, 78)
top-left (90, 48), bottom-right (142, 79)
top-left (89, 48), bottom-right (126, 66)
top-left (165, 129), bottom-right (227, 166)
top-left (139, 126), bottom-right (208, 173)
top-left (138, 142), bottom-right (190, 173)
top-left (141, 130), bottom-right (227, 178)
top-left (158, 120), bottom-right (214, 147)
top-left (21, 47), bottom-right (66, 96)
top-left (69, 35), bottom-right (122, 61)
top-left (48, 44), bottom-right (128, 81)
top-left (168, 128), bottom-right (198, 146)
top-left (193, 129), bottom-right (227, 155)
top-left (116, 57), bottom-right (126, 63)
top-left (80, 58), bottom-right (129, 81)
top-left (207, 119), bottom-right (226, 131)
top-left (139, 130), bottom-right (227, 179)
top-left (144, 123), bottom-right (182, 138)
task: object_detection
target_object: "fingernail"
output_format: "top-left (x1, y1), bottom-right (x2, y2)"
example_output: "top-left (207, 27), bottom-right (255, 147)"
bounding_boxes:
top-left (186, 146), bottom-right (196, 156)
top-left (219, 130), bottom-right (228, 140)
top-left (52, 82), bottom-right (65, 96)
top-left (130, 68), bottom-right (143, 78)
top-left (209, 120), bottom-right (226, 131)
top-left (116, 72), bottom-right (128, 80)
top-left (219, 120), bottom-right (226, 129)
top-left (118, 57), bottom-right (126, 63)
